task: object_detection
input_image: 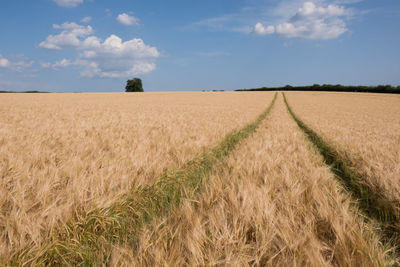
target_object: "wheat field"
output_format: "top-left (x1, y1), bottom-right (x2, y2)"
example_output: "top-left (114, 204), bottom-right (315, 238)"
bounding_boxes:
top-left (0, 91), bottom-right (399, 265)
top-left (0, 92), bottom-right (273, 260)
top-left (286, 92), bottom-right (400, 217)
top-left (111, 94), bottom-right (391, 266)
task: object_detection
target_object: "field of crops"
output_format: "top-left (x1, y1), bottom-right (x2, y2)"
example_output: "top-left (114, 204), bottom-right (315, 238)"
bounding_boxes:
top-left (1, 91), bottom-right (399, 265)
top-left (286, 92), bottom-right (400, 216)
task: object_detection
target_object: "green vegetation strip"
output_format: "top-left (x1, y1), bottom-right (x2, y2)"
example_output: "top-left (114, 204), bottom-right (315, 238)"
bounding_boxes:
top-left (11, 93), bottom-right (277, 266)
top-left (0, 90), bottom-right (48, 93)
top-left (283, 92), bottom-right (400, 252)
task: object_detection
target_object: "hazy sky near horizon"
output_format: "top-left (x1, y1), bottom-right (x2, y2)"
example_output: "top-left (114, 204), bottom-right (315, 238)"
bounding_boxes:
top-left (0, 0), bottom-right (399, 92)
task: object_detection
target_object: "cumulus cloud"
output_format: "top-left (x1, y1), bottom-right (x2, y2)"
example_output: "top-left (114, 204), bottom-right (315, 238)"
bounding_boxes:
top-left (0, 55), bottom-right (34, 72)
top-left (117, 13), bottom-right (139, 26)
top-left (39, 22), bottom-right (93, 50)
top-left (39, 22), bottom-right (159, 78)
top-left (77, 34), bottom-right (159, 77)
top-left (254, 1), bottom-right (349, 39)
top-left (52, 0), bottom-right (83, 7)
top-left (254, 23), bottom-right (275, 35)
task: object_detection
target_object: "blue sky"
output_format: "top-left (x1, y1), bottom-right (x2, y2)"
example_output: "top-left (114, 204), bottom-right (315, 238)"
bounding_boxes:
top-left (0, 0), bottom-right (399, 92)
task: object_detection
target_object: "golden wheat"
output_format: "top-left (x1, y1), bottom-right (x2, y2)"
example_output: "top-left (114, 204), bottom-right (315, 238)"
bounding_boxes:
top-left (0, 92), bottom-right (274, 258)
top-left (286, 92), bottom-right (400, 216)
top-left (110, 95), bottom-right (392, 266)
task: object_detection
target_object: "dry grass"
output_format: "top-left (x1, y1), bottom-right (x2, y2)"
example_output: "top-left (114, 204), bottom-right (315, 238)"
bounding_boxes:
top-left (0, 92), bottom-right (274, 259)
top-left (286, 92), bottom-right (400, 217)
top-left (111, 95), bottom-right (392, 266)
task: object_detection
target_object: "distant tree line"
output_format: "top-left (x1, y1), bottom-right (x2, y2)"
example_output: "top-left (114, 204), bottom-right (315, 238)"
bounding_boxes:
top-left (0, 90), bottom-right (48, 93)
top-left (235, 84), bottom-right (400, 94)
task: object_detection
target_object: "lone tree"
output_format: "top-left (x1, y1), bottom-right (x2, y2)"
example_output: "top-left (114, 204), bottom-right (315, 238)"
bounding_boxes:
top-left (125, 78), bottom-right (143, 92)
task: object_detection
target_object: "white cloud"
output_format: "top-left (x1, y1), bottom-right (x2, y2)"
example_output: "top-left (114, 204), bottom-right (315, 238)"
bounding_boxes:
top-left (39, 22), bottom-right (93, 50)
top-left (254, 2), bottom-right (349, 39)
top-left (77, 34), bottom-right (159, 77)
top-left (40, 59), bottom-right (70, 69)
top-left (188, 11), bottom-right (256, 34)
top-left (81, 16), bottom-right (92, 23)
top-left (117, 13), bottom-right (140, 26)
top-left (52, 0), bottom-right (83, 7)
top-left (0, 55), bottom-right (34, 72)
top-left (254, 23), bottom-right (275, 35)
top-left (39, 22), bottom-right (160, 78)
top-left (295, 2), bottom-right (348, 18)
top-left (189, 0), bottom-right (355, 40)
top-left (0, 57), bottom-right (10, 68)
top-left (54, 59), bottom-right (72, 69)
top-left (81, 36), bottom-right (101, 48)
top-left (41, 59), bottom-right (72, 70)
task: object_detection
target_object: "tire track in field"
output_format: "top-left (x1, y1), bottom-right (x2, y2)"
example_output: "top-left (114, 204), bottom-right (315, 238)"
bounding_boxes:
top-left (283, 92), bottom-right (400, 254)
top-left (10, 94), bottom-right (277, 266)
